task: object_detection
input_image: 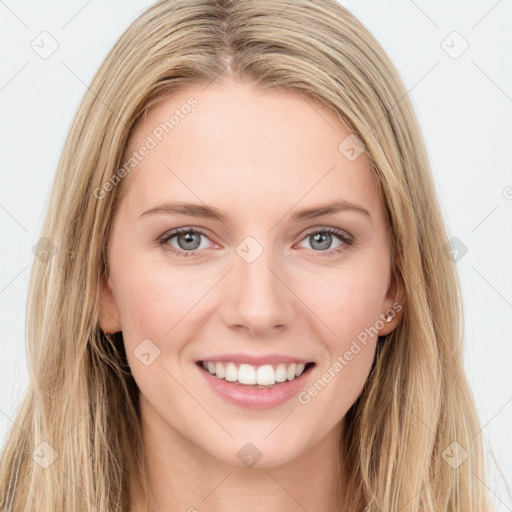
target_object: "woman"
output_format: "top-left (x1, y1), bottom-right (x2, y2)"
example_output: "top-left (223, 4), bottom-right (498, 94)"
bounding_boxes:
top-left (0, 0), bottom-right (491, 510)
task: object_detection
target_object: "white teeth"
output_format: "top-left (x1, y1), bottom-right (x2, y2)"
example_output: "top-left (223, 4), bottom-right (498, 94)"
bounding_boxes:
top-left (215, 362), bottom-right (225, 379)
top-left (295, 363), bottom-right (305, 377)
top-left (256, 364), bottom-right (275, 386)
top-left (238, 364), bottom-right (256, 385)
top-left (286, 363), bottom-right (296, 381)
top-left (200, 360), bottom-right (311, 386)
top-left (225, 362), bottom-right (238, 382)
top-left (275, 363), bottom-right (287, 382)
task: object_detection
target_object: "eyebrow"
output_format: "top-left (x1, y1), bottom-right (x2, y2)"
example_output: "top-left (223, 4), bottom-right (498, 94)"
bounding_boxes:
top-left (139, 199), bottom-right (371, 222)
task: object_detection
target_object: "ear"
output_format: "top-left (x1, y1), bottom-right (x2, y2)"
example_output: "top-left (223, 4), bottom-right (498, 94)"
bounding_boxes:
top-left (378, 257), bottom-right (405, 336)
top-left (98, 275), bottom-right (122, 334)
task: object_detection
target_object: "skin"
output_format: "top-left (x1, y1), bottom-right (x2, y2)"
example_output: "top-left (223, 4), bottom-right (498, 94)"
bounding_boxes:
top-left (98, 77), bottom-right (404, 511)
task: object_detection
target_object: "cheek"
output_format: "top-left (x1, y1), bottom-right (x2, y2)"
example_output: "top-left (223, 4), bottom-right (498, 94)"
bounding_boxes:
top-left (302, 343), bottom-right (376, 423)
top-left (303, 264), bottom-right (388, 344)
top-left (296, 264), bottom-right (386, 411)
top-left (113, 266), bottom-right (169, 334)
top-left (111, 246), bottom-right (192, 328)
top-left (111, 258), bottom-right (197, 400)
top-left (107, 265), bottom-right (170, 370)
top-left (111, 253), bottom-right (216, 369)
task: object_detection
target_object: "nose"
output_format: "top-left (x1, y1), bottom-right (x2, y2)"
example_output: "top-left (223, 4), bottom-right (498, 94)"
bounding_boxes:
top-left (220, 245), bottom-right (297, 336)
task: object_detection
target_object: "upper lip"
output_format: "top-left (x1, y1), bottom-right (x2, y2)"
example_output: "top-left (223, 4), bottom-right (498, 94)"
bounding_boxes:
top-left (197, 353), bottom-right (314, 366)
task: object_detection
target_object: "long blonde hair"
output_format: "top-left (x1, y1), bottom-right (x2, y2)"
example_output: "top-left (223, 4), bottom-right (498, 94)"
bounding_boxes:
top-left (0, 0), bottom-right (491, 510)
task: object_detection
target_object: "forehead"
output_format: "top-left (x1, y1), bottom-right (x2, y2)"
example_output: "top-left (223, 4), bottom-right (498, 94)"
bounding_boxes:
top-left (128, 80), bottom-right (353, 160)
top-left (117, 80), bottom-right (382, 223)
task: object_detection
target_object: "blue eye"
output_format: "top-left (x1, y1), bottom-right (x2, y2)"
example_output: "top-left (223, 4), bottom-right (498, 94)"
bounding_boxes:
top-left (298, 227), bottom-right (353, 257)
top-left (158, 227), bottom-right (212, 257)
top-left (158, 226), bottom-right (353, 258)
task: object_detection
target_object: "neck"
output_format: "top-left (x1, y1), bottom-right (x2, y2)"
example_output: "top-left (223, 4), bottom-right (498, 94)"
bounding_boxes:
top-left (129, 399), bottom-right (347, 512)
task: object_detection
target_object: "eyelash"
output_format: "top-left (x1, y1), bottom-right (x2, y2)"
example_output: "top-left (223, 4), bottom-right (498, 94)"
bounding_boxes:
top-left (158, 226), bottom-right (353, 259)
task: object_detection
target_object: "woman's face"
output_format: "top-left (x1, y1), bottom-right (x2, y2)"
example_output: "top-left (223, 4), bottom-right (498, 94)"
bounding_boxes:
top-left (99, 78), bottom-right (402, 468)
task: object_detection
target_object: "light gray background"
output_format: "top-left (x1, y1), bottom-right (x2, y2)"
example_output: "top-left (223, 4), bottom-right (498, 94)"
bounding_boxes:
top-left (0, 1), bottom-right (511, 509)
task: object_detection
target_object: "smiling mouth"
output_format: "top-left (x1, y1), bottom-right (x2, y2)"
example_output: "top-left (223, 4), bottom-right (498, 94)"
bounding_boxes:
top-left (196, 360), bottom-right (316, 388)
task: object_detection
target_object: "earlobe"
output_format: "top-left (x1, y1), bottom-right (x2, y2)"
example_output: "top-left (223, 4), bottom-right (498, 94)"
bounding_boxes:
top-left (378, 264), bottom-right (405, 336)
top-left (98, 276), bottom-right (122, 334)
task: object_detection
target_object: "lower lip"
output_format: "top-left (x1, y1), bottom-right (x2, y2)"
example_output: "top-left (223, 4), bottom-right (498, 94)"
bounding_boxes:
top-left (196, 363), bottom-right (314, 409)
